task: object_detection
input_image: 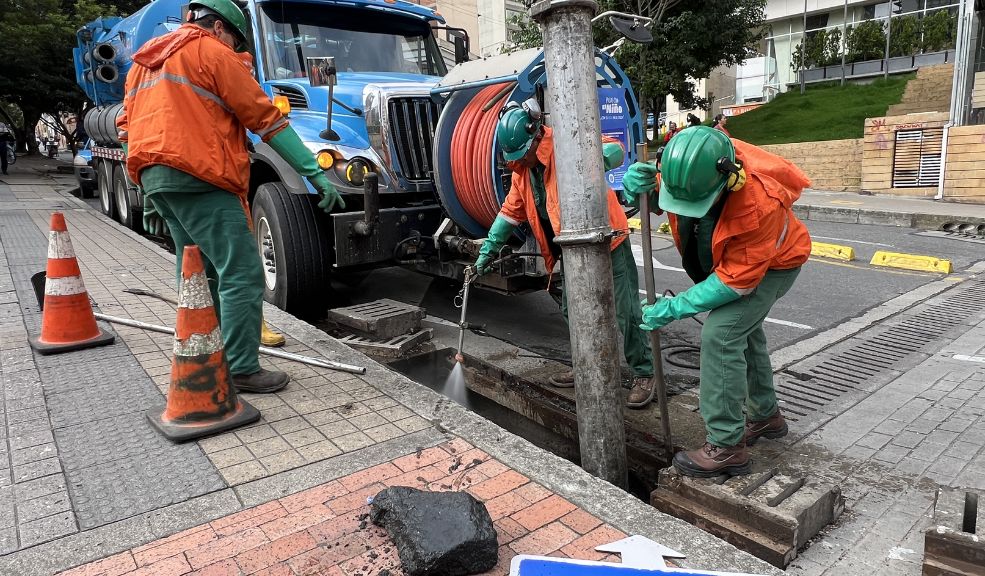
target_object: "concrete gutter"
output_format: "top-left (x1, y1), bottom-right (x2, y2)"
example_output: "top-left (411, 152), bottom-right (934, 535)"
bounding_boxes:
top-left (796, 189), bottom-right (985, 230)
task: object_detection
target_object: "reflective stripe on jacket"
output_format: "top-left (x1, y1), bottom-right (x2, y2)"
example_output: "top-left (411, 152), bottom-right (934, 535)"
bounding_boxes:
top-left (668, 139), bottom-right (812, 293)
top-left (498, 127), bottom-right (629, 273)
top-left (118, 24), bottom-right (289, 199)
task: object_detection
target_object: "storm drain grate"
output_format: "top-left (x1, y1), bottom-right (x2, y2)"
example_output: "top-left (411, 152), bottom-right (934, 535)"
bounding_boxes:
top-left (778, 280), bottom-right (985, 421)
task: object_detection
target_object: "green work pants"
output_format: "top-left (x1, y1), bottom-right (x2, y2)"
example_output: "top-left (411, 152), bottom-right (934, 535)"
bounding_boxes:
top-left (699, 267), bottom-right (800, 447)
top-left (147, 190), bottom-right (264, 376)
top-left (562, 241), bottom-right (654, 377)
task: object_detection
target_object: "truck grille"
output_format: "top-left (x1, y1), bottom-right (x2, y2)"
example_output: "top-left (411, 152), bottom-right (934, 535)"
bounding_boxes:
top-left (271, 85), bottom-right (307, 110)
top-left (387, 97), bottom-right (438, 182)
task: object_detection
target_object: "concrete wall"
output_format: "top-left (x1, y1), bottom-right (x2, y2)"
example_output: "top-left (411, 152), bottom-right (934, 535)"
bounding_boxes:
top-left (861, 112), bottom-right (949, 197)
top-left (760, 138), bottom-right (863, 192)
top-left (943, 124), bottom-right (985, 204)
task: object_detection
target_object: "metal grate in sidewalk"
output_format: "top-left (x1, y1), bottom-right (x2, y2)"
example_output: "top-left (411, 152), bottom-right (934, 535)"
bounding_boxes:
top-left (778, 279), bottom-right (985, 421)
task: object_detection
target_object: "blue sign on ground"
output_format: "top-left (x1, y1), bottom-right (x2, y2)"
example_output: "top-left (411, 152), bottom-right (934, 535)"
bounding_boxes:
top-left (598, 87), bottom-right (631, 191)
top-left (511, 556), bottom-right (762, 576)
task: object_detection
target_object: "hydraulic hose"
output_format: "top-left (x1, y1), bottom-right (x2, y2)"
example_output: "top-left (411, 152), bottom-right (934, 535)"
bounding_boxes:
top-left (450, 82), bottom-right (512, 229)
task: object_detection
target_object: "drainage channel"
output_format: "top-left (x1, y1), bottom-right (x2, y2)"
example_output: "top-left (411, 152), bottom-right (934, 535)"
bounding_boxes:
top-left (387, 348), bottom-right (671, 500)
top-left (779, 279), bottom-right (985, 423)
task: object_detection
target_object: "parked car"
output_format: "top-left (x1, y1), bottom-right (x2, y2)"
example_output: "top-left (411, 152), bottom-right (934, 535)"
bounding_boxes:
top-left (73, 139), bottom-right (97, 198)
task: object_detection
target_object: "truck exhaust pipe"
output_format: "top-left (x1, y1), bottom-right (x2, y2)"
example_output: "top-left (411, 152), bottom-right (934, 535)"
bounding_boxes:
top-left (93, 42), bottom-right (117, 63)
top-left (95, 64), bottom-right (119, 84)
top-left (353, 172), bottom-right (379, 236)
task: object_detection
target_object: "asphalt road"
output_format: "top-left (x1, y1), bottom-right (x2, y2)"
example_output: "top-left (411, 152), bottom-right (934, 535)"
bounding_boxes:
top-left (331, 219), bottom-right (985, 373)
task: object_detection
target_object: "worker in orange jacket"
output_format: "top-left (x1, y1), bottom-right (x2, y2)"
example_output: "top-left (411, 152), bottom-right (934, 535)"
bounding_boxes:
top-left (119, 0), bottom-right (344, 393)
top-left (623, 126), bottom-right (812, 477)
top-left (474, 99), bottom-right (656, 408)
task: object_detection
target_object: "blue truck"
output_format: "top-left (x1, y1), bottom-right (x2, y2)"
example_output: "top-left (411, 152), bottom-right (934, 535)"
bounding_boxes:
top-left (74, 0), bottom-right (644, 319)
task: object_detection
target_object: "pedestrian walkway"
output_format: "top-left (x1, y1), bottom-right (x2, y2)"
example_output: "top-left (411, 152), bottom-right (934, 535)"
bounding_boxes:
top-left (0, 160), bottom-right (774, 575)
top-left (799, 189), bottom-right (985, 229)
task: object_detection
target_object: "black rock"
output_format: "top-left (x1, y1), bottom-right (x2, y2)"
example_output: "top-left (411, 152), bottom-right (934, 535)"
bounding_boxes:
top-left (370, 486), bottom-right (498, 576)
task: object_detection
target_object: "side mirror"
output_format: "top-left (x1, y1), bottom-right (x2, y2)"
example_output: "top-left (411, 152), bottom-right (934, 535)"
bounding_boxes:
top-left (454, 35), bottom-right (469, 64)
top-left (609, 15), bottom-right (652, 44)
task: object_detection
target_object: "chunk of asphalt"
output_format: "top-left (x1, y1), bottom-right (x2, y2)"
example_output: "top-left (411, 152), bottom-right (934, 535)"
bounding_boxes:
top-left (370, 486), bottom-right (498, 576)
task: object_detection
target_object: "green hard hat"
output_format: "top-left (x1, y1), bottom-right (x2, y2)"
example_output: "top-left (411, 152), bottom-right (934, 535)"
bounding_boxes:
top-left (189, 0), bottom-right (248, 47)
top-left (497, 102), bottom-right (541, 162)
top-left (658, 125), bottom-right (735, 218)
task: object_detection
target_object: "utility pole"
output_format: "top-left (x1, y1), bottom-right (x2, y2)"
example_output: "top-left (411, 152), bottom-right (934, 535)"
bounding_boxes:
top-left (884, 6), bottom-right (893, 79)
top-left (840, 0), bottom-right (848, 86)
top-left (530, 0), bottom-right (628, 488)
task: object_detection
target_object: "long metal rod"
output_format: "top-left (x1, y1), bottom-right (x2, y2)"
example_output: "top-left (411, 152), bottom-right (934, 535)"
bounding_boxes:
top-left (532, 0), bottom-right (627, 488)
top-left (636, 143), bottom-right (673, 456)
top-left (93, 313), bottom-right (367, 375)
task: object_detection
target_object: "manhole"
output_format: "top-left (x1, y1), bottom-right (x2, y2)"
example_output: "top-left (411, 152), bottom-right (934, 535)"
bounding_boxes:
top-left (778, 280), bottom-right (985, 421)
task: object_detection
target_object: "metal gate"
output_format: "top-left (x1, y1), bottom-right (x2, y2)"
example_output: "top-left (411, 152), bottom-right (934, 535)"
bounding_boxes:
top-left (892, 127), bottom-right (943, 187)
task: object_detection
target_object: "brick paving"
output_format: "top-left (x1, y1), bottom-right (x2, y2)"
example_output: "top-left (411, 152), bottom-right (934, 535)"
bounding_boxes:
top-left (56, 438), bottom-right (627, 576)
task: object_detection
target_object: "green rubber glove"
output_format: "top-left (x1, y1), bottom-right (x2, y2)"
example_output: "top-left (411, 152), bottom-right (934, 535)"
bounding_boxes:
top-left (621, 162), bottom-right (657, 207)
top-left (602, 142), bottom-right (624, 172)
top-left (475, 216), bottom-right (516, 275)
top-left (141, 195), bottom-right (168, 237)
top-left (268, 126), bottom-right (345, 212)
top-left (640, 273), bottom-right (741, 331)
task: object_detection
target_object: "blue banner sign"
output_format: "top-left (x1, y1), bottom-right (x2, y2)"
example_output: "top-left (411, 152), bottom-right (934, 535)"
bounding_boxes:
top-left (599, 87), bottom-right (631, 191)
top-left (511, 556), bottom-right (763, 576)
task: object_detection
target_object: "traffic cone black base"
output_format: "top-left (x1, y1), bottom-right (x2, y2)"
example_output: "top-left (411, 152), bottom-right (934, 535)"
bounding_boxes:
top-left (30, 328), bottom-right (115, 355)
top-left (147, 400), bottom-right (259, 442)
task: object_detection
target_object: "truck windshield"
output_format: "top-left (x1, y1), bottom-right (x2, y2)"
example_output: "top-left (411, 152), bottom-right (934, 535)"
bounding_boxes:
top-left (258, 2), bottom-right (447, 80)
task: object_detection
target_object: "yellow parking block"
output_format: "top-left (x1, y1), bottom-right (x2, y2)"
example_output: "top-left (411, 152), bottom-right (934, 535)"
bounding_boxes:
top-left (870, 250), bottom-right (952, 274)
top-left (811, 242), bottom-right (855, 261)
top-left (627, 217), bottom-right (642, 231)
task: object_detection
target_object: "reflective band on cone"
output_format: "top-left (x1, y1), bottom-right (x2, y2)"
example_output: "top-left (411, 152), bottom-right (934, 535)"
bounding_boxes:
top-left (29, 212), bottom-right (115, 355)
top-left (147, 245), bottom-right (259, 442)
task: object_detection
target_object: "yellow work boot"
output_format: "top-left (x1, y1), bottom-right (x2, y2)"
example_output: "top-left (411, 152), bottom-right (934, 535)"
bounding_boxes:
top-left (260, 319), bottom-right (286, 347)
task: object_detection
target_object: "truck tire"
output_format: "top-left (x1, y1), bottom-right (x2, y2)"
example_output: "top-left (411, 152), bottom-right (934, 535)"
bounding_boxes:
top-left (96, 159), bottom-right (115, 218)
top-left (252, 182), bottom-right (332, 319)
top-left (112, 163), bottom-right (139, 230)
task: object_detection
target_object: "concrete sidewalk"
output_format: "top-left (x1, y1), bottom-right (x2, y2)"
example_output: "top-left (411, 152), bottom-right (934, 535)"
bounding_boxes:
top-left (798, 189), bottom-right (985, 229)
top-left (0, 160), bottom-right (776, 574)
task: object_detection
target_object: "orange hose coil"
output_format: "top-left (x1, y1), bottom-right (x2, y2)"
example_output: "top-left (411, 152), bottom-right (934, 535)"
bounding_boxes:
top-left (450, 83), bottom-right (511, 230)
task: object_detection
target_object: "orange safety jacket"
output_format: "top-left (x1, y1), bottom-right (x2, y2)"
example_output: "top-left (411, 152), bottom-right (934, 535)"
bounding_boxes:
top-left (118, 24), bottom-right (289, 200)
top-left (498, 127), bottom-right (629, 273)
top-left (667, 139), bottom-right (813, 293)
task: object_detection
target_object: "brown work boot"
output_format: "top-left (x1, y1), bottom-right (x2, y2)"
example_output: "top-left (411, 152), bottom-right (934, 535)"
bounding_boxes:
top-left (626, 376), bottom-right (655, 408)
top-left (673, 442), bottom-right (751, 478)
top-left (549, 370), bottom-right (575, 388)
top-left (232, 368), bottom-right (290, 394)
top-left (744, 410), bottom-right (788, 446)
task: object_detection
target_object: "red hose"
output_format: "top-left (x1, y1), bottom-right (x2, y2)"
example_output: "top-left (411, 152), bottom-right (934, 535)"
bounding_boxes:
top-left (451, 83), bottom-right (511, 229)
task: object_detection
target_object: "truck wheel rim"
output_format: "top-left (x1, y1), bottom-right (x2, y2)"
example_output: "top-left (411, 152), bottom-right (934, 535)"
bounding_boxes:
top-left (99, 166), bottom-right (112, 214)
top-left (257, 216), bottom-right (277, 291)
top-left (114, 177), bottom-right (127, 223)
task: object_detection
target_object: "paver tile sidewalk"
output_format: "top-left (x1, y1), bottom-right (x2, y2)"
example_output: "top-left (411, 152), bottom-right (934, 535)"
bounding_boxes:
top-left (57, 438), bottom-right (627, 576)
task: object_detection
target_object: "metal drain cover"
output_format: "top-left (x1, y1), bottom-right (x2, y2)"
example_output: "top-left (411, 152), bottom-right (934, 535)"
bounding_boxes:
top-left (327, 299), bottom-right (426, 339)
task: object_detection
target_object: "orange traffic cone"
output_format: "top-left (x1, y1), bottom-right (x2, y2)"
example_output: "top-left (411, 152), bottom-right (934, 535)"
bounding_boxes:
top-left (147, 245), bottom-right (260, 442)
top-left (29, 212), bottom-right (115, 355)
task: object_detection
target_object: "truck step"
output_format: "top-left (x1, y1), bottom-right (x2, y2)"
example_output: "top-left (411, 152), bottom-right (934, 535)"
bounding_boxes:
top-left (327, 299), bottom-right (425, 339)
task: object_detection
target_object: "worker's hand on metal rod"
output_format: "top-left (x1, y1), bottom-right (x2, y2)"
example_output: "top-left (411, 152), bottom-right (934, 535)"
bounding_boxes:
top-left (640, 273), bottom-right (741, 331)
top-left (621, 161), bottom-right (658, 208)
top-left (474, 216), bottom-right (515, 275)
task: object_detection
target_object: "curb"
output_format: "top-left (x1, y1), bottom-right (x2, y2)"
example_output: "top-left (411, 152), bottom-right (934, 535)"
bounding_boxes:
top-left (793, 203), bottom-right (985, 230)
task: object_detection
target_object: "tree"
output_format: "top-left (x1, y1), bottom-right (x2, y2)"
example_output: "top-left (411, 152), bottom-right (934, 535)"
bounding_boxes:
top-left (0, 0), bottom-right (143, 155)
top-left (501, 13), bottom-right (542, 54)
top-left (846, 19), bottom-right (886, 63)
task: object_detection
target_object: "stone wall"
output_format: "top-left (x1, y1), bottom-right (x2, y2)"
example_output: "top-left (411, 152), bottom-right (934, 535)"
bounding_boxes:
top-left (759, 139), bottom-right (862, 192)
top-left (943, 124), bottom-right (985, 204)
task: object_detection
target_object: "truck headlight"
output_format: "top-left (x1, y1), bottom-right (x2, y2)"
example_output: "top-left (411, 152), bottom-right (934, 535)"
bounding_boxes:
top-left (344, 158), bottom-right (371, 186)
top-left (316, 151), bottom-right (334, 169)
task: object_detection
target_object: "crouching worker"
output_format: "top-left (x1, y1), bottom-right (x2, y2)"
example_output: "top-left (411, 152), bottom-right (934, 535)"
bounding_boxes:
top-left (474, 99), bottom-right (656, 408)
top-left (622, 126), bottom-right (812, 477)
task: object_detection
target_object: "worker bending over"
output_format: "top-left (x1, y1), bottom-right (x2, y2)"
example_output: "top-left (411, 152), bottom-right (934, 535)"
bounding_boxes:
top-left (119, 0), bottom-right (344, 393)
top-left (475, 99), bottom-right (656, 408)
top-left (622, 126), bottom-right (812, 477)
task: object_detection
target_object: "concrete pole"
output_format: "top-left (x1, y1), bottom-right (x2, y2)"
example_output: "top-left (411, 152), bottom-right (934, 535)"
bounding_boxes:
top-left (800, 0), bottom-right (807, 94)
top-left (840, 0), bottom-right (848, 86)
top-left (530, 0), bottom-right (628, 488)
